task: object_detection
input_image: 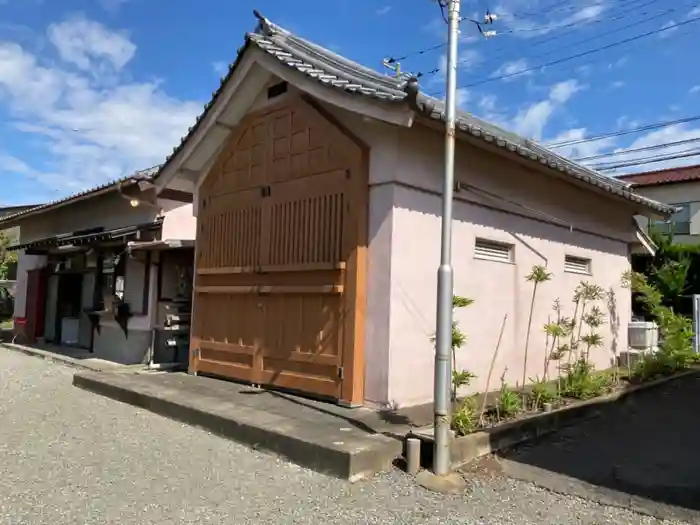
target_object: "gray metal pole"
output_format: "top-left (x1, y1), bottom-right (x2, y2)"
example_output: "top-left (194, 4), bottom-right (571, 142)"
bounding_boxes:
top-left (433, 0), bottom-right (461, 477)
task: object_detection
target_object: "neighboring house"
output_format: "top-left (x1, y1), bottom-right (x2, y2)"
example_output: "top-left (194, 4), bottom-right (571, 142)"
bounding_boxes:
top-left (150, 13), bottom-right (671, 408)
top-left (617, 165), bottom-right (700, 243)
top-left (0, 170), bottom-right (196, 366)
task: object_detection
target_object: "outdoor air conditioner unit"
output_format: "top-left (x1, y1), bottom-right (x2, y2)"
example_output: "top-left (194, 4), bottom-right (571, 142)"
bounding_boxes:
top-left (628, 321), bottom-right (659, 351)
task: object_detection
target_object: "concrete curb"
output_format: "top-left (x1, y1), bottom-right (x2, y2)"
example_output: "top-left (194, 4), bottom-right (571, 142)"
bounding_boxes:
top-left (410, 368), bottom-right (700, 468)
top-left (0, 343), bottom-right (115, 373)
top-left (73, 371), bottom-right (403, 481)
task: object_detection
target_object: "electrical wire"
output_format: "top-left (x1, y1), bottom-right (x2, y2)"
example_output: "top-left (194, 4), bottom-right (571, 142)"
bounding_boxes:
top-left (388, 0), bottom-right (653, 71)
top-left (506, 0), bottom-right (592, 19)
top-left (494, 0), bottom-right (661, 35)
top-left (420, 0), bottom-right (681, 84)
top-left (473, 0), bottom-right (666, 58)
top-left (593, 150), bottom-right (700, 171)
top-left (460, 16), bottom-right (700, 87)
top-left (483, 0), bottom-right (671, 61)
top-left (547, 115), bottom-right (700, 148)
top-left (574, 137), bottom-right (700, 162)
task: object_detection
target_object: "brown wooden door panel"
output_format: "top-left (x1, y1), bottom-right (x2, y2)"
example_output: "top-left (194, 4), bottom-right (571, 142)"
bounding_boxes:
top-left (258, 293), bottom-right (342, 398)
top-left (191, 293), bottom-right (264, 384)
top-left (263, 168), bottom-right (348, 268)
top-left (192, 96), bottom-right (367, 403)
top-left (197, 186), bottom-right (263, 272)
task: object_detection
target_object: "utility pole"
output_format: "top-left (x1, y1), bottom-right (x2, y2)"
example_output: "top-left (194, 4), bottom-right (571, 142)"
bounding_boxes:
top-left (433, 0), bottom-right (461, 477)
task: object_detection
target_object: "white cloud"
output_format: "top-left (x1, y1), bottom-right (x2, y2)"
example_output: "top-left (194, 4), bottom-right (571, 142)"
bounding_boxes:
top-left (479, 94), bottom-right (497, 113)
top-left (455, 87), bottom-right (470, 109)
top-left (607, 56), bottom-right (629, 70)
top-left (550, 79), bottom-right (582, 103)
top-left (493, 59), bottom-right (529, 81)
top-left (659, 20), bottom-right (678, 38)
top-left (430, 49), bottom-right (481, 87)
top-left (376, 5), bottom-right (392, 16)
top-left (546, 127), bottom-right (616, 160)
top-left (0, 153), bottom-right (32, 175)
top-left (48, 15), bottom-right (135, 72)
top-left (458, 48), bottom-right (482, 70)
top-left (595, 124), bottom-right (700, 173)
top-left (689, 6), bottom-right (700, 17)
top-left (212, 61), bottom-right (228, 77)
top-left (690, 85), bottom-right (700, 94)
top-left (511, 79), bottom-right (583, 140)
top-left (616, 116), bottom-right (640, 130)
top-left (493, 0), bottom-right (607, 38)
top-left (610, 81), bottom-right (625, 90)
top-left (0, 16), bottom-right (201, 197)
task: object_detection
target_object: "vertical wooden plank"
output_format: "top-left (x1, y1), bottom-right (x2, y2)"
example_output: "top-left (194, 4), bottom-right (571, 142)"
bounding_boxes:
top-left (338, 154), bottom-right (368, 405)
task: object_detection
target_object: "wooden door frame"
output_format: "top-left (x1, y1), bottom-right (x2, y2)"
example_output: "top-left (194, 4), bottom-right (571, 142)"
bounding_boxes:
top-left (301, 96), bottom-right (369, 407)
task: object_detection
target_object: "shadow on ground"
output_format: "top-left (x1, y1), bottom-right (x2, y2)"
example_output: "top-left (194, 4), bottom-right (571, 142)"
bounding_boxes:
top-left (494, 373), bottom-right (700, 521)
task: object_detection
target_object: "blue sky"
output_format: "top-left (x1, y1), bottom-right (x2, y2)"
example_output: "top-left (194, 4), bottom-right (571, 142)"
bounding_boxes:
top-left (0, 0), bottom-right (698, 205)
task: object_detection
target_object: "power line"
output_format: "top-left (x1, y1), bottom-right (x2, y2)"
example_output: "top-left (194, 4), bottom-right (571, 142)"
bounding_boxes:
top-left (473, 0), bottom-right (666, 59)
top-left (388, 0), bottom-right (653, 74)
top-left (506, 0), bottom-right (595, 19)
top-left (574, 137), bottom-right (700, 162)
top-left (387, 42), bottom-right (447, 64)
top-left (422, 0), bottom-right (679, 85)
top-left (494, 0), bottom-right (662, 35)
top-left (485, 0), bottom-right (671, 63)
top-left (593, 150), bottom-right (700, 171)
top-left (547, 115), bottom-right (700, 148)
top-left (459, 15), bottom-right (700, 87)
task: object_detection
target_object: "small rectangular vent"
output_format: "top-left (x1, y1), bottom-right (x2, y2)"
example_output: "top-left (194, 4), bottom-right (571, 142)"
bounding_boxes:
top-left (565, 255), bottom-right (591, 274)
top-left (474, 238), bottom-right (513, 263)
top-left (267, 81), bottom-right (288, 99)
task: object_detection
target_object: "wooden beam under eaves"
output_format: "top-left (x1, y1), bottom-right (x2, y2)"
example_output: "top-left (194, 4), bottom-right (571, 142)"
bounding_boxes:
top-left (159, 188), bottom-right (193, 203)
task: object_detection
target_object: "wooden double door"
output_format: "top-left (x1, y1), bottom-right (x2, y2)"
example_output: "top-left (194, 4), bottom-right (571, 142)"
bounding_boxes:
top-left (191, 97), bottom-right (367, 404)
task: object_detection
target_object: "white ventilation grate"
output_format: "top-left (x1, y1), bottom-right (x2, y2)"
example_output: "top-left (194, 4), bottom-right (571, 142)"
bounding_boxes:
top-left (565, 255), bottom-right (591, 274)
top-left (474, 238), bottom-right (513, 262)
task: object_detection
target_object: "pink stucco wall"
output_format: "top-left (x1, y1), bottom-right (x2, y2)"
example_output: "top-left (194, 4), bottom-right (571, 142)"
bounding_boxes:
top-left (352, 117), bottom-right (636, 408)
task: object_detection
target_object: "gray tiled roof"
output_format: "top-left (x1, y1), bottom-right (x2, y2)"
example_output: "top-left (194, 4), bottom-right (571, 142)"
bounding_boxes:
top-left (248, 19), bottom-right (407, 102)
top-left (155, 10), bottom-right (674, 216)
top-left (0, 166), bottom-right (159, 225)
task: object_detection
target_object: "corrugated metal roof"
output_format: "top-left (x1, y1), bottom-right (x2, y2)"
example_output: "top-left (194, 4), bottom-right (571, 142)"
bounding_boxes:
top-left (7, 219), bottom-right (163, 252)
top-left (616, 165), bottom-right (700, 187)
top-left (152, 10), bottom-right (673, 216)
top-left (0, 166), bottom-right (160, 226)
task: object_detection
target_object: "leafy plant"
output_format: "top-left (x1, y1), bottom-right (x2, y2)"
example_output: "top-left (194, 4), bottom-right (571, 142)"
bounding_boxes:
top-left (431, 295), bottom-right (476, 401)
top-left (452, 370), bottom-right (476, 391)
top-left (452, 396), bottom-right (478, 435)
top-left (629, 269), bottom-right (696, 380)
top-left (529, 376), bottom-right (558, 410)
top-left (0, 231), bottom-right (17, 280)
top-left (560, 358), bottom-right (611, 400)
top-left (522, 265), bottom-right (552, 392)
top-left (497, 375), bottom-right (522, 419)
top-left (571, 282), bottom-right (605, 363)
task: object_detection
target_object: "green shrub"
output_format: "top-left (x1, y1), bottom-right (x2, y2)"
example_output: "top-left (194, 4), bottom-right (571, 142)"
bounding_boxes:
top-left (560, 359), bottom-right (611, 400)
top-left (529, 376), bottom-right (558, 409)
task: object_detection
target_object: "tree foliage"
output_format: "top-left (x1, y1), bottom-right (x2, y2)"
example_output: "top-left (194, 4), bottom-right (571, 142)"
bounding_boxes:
top-left (0, 230), bottom-right (17, 280)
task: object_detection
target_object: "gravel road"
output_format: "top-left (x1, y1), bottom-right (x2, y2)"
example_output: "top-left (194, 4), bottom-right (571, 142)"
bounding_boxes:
top-left (0, 349), bottom-right (689, 525)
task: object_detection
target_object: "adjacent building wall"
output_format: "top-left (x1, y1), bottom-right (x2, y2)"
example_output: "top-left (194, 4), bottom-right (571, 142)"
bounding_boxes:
top-left (384, 126), bottom-right (635, 407)
top-left (11, 190), bottom-right (172, 364)
top-left (159, 201), bottom-right (196, 241)
top-left (326, 101), bottom-right (636, 408)
top-left (629, 182), bottom-right (700, 243)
